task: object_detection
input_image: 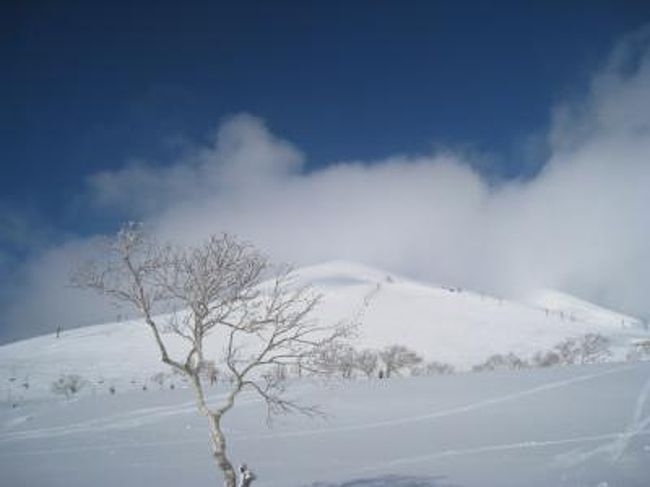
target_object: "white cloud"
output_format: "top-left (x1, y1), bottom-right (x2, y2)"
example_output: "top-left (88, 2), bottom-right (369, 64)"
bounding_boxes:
top-left (87, 114), bottom-right (303, 217)
top-left (4, 28), bottom-right (650, 341)
top-left (3, 238), bottom-right (132, 340)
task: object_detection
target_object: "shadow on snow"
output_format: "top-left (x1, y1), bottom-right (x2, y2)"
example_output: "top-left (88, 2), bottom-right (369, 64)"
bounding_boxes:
top-left (309, 474), bottom-right (462, 487)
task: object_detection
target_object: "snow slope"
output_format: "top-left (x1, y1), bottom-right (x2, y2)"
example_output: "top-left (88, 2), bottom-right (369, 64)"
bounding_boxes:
top-left (524, 288), bottom-right (643, 329)
top-left (0, 260), bottom-right (647, 401)
top-left (298, 261), bottom-right (646, 366)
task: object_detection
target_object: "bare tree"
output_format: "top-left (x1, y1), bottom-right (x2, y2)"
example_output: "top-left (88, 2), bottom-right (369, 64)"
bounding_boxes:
top-left (379, 345), bottom-right (423, 378)
top-left (72, 223), bottom-right (350, 487)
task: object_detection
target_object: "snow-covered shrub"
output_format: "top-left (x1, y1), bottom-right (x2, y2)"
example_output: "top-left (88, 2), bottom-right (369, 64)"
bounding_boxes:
top-left (337, 345), bottom-right (357, 379)
top-left (626, 339), bottom-right (650, 362)
top-left (504, 352), bottom-right (528, 369)
top-left (553, 334), bottom-right (612, 365)
top-left (531, 350), bottom-right (561, 368)
top-left (424, 361), bottom-right (455, 375)
top-left (577, 333), bottom-right (611, 364)
top-left (317, 343), bottom-right (358, 379)
top-left (316, 344), bottom-right (343, 377)
top-left (354, 349), bottom-right (379, 378)
top-left (379, 345), bottom-right (423, 378)
top-left (473, 353), bottom-right (528, 372)
top-left (51, 374), bottom-right (85, 399)
top-left (553, 338), bottom-right (581, 365)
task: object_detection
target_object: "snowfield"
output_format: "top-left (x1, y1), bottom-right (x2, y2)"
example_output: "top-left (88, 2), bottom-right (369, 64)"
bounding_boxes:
top-left (1, 261), bottom-right (649, 486)
top-left (1, 363), bottom-right (650, 486)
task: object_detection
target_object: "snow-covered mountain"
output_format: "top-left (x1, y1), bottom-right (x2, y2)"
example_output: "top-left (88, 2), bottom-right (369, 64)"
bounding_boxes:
top-left (1, 260), bottom-right (647, 400)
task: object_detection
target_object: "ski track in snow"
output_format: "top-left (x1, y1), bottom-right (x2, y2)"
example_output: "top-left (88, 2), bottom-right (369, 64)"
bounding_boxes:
top-left (0, 391), bottom-right (260, 443)
top-left (0, 364), bottom-right (634, 458)
top-left (355, 429), bottom-right (650, 473)
top-left (241, 364), bottom-right (635, 441)
top-left (557, 374), bottom-right (650, 467)
top-left (0, 436), bottom-right (209, 457)
top-left (611, 374), bottom-right (650, 460)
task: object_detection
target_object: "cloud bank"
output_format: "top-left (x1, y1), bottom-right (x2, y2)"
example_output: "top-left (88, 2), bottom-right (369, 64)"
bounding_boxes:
top-left (3, 27), bottom-right (650, 342)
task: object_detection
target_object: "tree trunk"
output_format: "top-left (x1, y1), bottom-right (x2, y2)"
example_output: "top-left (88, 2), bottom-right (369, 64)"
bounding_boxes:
top-left (186, 371), bottom-right (237, 487)
top-left (208, 413), bottom-right (237, 487)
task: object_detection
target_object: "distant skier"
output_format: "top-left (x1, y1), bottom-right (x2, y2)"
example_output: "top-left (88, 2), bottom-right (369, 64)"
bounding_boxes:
top-left (56, 325), bottom-right (62, 338)
top-left (238, 464), bottom-right (256, 486)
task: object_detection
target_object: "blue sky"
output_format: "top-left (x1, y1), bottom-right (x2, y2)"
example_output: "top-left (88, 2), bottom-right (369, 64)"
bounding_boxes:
top-left (3, 1), bottom-right (648, 227)
top-left (2, 1), bottom-right (650, 341)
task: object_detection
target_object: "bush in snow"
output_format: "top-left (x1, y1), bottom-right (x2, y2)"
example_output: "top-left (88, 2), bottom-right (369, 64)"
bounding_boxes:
top-left (531, 350), bottom-right (562, 368)
top-left (411, 361), bottom-right (455, 377)
top-left (472, 353), bottom-right (528, 372)
top-left (553, 334), bottom-right (612, 365)
top-left (379, 345), bottom-right (423, 378)
top-left (424, 361), bottom-right (455, 375)
top-left (354, 349), bottom-right (380, 378)
top-left (316, 343), bottom-right (360, 379)
top-left (626, 340), bottom-right (650, 362)
top-left (317, 343), bottom-right (348, 378)
top-left (51, 374), bottom-right (85, 399)
top-left (336, 345), bottom-right (357, 379)
top-left (316, 346), bottom-right (422, 380)
top-left (553, 338), bottom-right (581, 365)
top-left (577, 333), bottom-right (612, 364)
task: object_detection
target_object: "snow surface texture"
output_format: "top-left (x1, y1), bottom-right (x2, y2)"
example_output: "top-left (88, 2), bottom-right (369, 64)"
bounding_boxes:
top-left (0, 260), bottom-right (647, 401)
top-left (1, 363), bottom-right (650, 486)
